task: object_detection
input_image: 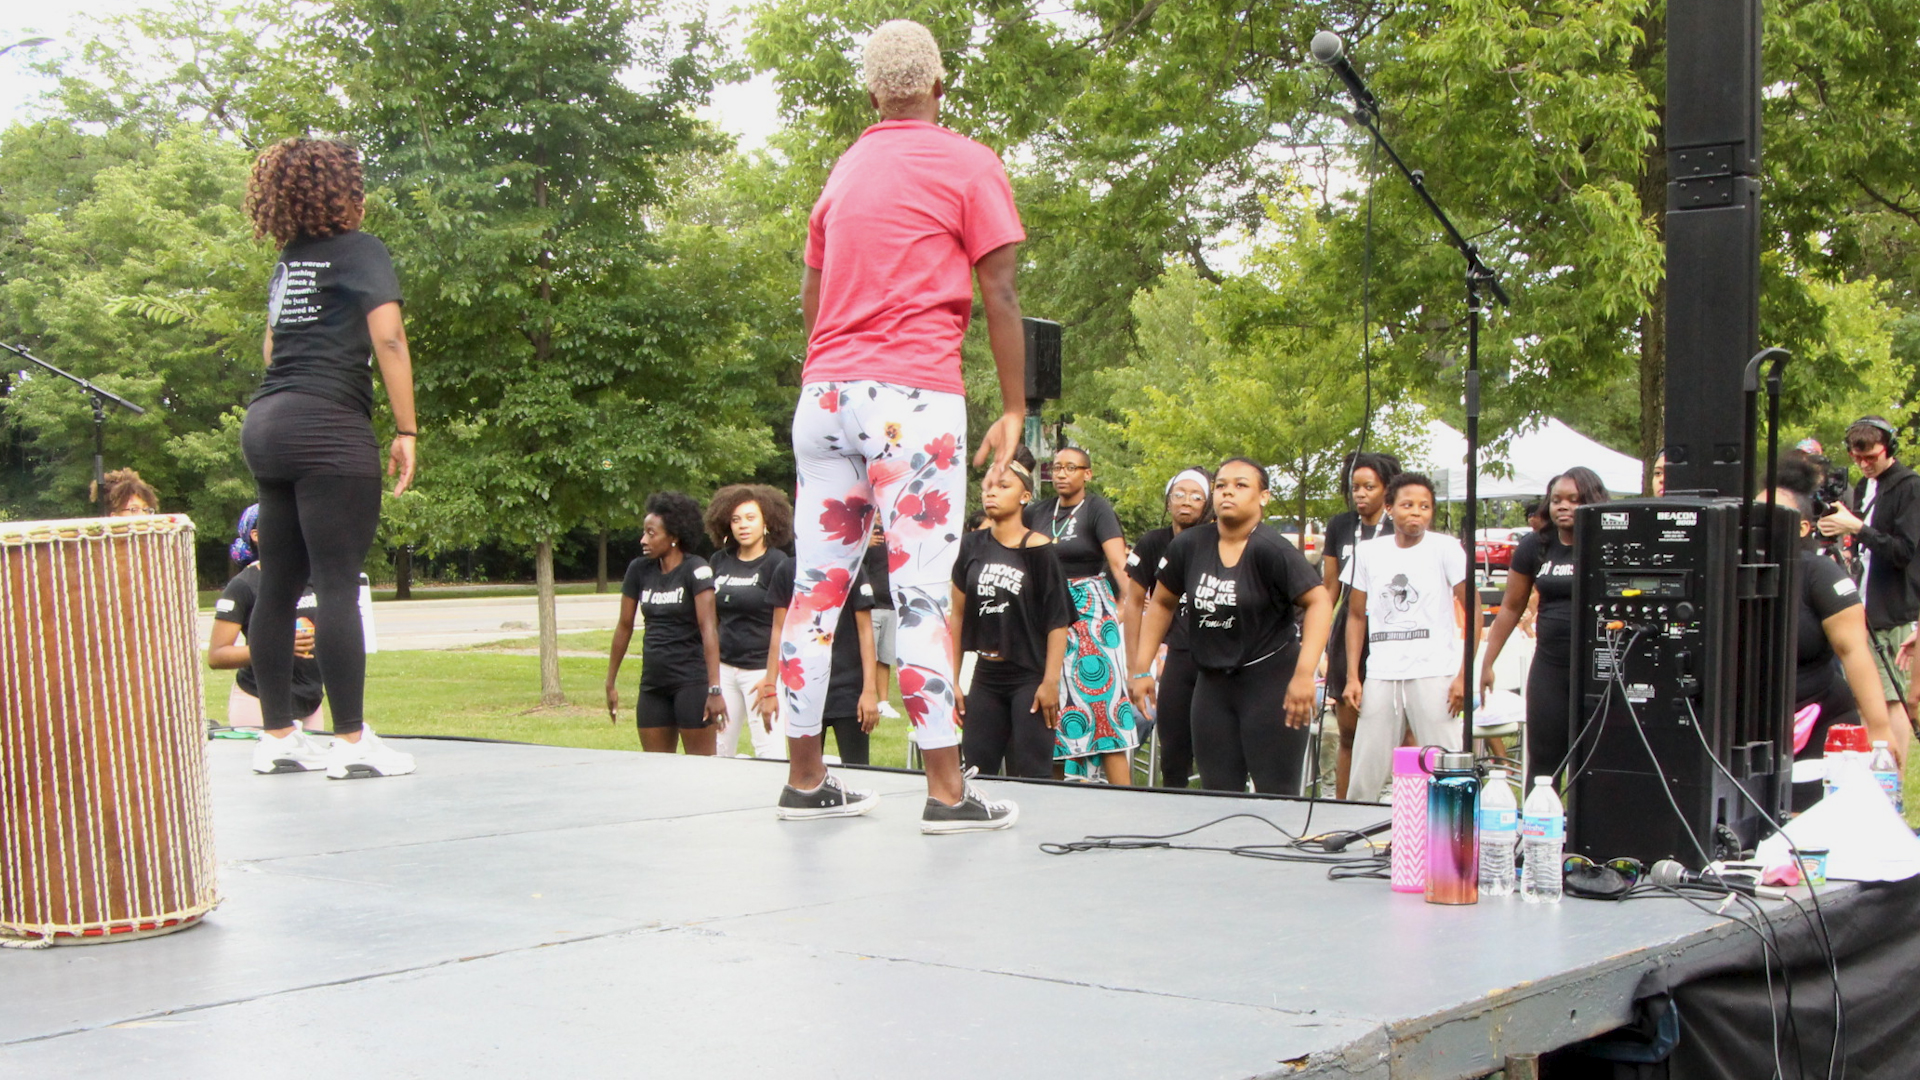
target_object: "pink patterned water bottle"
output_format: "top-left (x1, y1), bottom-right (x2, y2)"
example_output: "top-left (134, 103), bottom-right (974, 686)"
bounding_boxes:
top-left (1390, 746), bottom-right (1431, 893)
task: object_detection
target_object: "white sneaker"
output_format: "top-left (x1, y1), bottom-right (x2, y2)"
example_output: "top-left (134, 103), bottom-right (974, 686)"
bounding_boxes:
top-left (877, 701), bottom-right (902, 720)
top-left (325, 726), bottom-right (416, 780)
top-left (251, 728), bottom-right (329, 774)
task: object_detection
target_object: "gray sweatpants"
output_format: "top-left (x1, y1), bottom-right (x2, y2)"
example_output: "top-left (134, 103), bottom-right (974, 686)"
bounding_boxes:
top-left (1348, 675), bottom-right (1462, 804)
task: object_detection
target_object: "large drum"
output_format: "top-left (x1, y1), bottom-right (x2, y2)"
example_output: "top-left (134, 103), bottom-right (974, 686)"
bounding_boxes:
top-left (0, 514), bottom-right (218, 945)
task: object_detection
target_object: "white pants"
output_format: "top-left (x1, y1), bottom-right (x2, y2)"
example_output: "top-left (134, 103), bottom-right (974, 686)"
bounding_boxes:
top-left (1348, 675), bottom-right (1462, 804)
top-left (227, 682), bottom-right (324, 731)
top-left (716, 663), bottom-right (784, 759)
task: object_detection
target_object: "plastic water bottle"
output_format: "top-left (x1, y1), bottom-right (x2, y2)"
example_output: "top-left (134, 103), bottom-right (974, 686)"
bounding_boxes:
top-left (1870, 740), bottom-right (1904, 814)
top-left (1478, 769), bottom-right (1518, 897)
top-left (1520, 776), bottom-right (1565, 904)
top-left (1824, 723), bottom-right (1867, 800)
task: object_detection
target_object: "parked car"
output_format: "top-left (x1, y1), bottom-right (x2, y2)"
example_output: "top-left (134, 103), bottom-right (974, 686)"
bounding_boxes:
top-left (1473, 527), bottom-right (1528, 571)
top-left (1267, 521), bottom-right (1322, 567)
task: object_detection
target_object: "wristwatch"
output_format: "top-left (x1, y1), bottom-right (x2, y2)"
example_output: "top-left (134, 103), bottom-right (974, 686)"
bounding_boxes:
top-left (707, 685), bottom-right (723, 696)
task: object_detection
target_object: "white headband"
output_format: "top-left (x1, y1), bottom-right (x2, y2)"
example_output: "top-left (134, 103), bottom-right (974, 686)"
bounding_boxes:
top-left (1165, 469), bottom-right (1210, 498)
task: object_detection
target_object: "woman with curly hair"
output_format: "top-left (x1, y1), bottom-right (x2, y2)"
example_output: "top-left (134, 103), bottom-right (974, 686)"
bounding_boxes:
top-left (703, 484), bottom-right (795, 758)
top-left (238, 136), bottom-right (417, 780)
top-left (101, 468), bottom-right (158, 516)
top-left (608, 492), bottom-right (726, 753)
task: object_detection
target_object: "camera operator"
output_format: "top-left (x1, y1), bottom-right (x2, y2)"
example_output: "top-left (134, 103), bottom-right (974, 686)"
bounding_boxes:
top-left (1816, 416), bottom-right (1920, 756)
top-left (1770, 453), bottom-right (1895, 808)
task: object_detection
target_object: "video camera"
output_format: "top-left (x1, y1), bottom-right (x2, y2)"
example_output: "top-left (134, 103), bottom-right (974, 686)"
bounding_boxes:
top-left (1809, 457), bottom-right (1850, 520)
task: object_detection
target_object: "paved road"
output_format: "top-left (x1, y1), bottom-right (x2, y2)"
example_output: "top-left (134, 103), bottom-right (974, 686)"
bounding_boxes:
top-left (196, 593), bottom-right (624, 651)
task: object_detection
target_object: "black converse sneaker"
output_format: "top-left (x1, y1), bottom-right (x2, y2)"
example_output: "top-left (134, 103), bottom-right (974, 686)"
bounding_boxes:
top-left (920, 784), bottom-right (1019, 834)
top-left (775, 774), bottom-right (878, 820)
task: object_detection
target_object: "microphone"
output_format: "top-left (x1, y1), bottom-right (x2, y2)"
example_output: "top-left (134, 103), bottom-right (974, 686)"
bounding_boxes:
top-left (1310, 31), bottom-right (1378, 115)
top-left (1649, 859), bottom-right (1759, 897)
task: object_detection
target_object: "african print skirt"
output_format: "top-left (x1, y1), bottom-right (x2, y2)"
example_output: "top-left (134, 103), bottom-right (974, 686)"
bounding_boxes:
top-left (1055, 574), bottom-right (1140, 777)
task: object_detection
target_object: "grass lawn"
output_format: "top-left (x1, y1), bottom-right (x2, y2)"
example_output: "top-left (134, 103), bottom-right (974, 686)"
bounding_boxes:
top-left (204, 645), bottom-right (919, 766)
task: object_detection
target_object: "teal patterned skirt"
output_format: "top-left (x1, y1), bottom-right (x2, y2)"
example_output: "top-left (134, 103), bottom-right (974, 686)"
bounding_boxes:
top-left (1055, 574), bottom-right (1141, 777)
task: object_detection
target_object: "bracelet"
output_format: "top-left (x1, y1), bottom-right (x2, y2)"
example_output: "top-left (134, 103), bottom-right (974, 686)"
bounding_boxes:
top-left (394, 430), bottom-right (418, 438)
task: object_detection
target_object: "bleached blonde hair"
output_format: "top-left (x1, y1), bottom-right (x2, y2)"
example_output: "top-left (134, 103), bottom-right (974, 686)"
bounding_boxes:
top-left (863, 20), bottom-right (945, 115)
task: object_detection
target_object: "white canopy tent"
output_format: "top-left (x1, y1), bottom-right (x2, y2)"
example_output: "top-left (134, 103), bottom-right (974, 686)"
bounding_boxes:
top-left (1404, 415), bottom-right (1644, 501)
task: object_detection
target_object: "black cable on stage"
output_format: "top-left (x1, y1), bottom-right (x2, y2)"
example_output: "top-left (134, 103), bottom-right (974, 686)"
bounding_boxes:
top-left (1038, 810), bottom-right (1390, 880)
top-left (1623, 881), bottom-right (1792, 1080)
top-left (1683, 695), bottom-right (1847, 1080)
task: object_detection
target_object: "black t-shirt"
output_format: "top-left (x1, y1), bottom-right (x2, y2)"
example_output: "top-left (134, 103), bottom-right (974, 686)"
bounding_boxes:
top-left (621, 554), bottom-right (715, 689)
top-left (214, 564), bottom-right (324, 715)
top-left (1511, 531), bottom-right (1578, 664)
top-left (951, 529), bottom-right (1075, 677)
top-left (257, 231), bottom-right (404, 417)
top-left (862, 538), bottom-right (895, 610)
top-left (1796, 549), bottom-right (1864, 707)
top-left (1025, 493), bottom-right (1123, 579)
top-left (1157, 523), bottom-right (1323, 672)
top-left (709, 549), bottom-right (791, 669)
top-left (1126, 526), bottom-right (1190, 651)
top-left (1325, 509), bottom-right (1390, 594)
top-left (769, 562), bottom-right (877, 719)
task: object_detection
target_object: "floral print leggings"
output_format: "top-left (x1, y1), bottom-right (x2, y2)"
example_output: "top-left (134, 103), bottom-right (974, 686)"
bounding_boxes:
top-left (780, 382), bottom-right (967, 750)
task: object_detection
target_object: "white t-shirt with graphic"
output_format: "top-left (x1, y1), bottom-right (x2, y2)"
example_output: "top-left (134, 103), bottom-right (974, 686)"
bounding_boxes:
top-left (1347, 531), bottom-right (1468, 681)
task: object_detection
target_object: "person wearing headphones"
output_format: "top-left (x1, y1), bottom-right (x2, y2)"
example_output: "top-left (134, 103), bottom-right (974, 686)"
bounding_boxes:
top-left (1817, 416), bottom-right (1920, 757)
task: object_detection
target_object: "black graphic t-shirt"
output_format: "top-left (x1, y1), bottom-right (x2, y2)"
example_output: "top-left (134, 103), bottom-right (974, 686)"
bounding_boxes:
top-left (1026, 492), bottom-right (1124, 579)
top-left (709, 549), bottom-right (791, 669)
top-left (769, 562), bottom-right (877, 719)
top-left (1796, 550), bottom-right (1864, 707)
top-left (1126, 526), bottom-right (1189, 651)
top-left (1510, 531), bottom-right (1578, 664)
top-left (862, 538), bottom-right (895, 610)
top-left (622, 555), bottom-right (715, 689)
top-left (214, 564), bottom-right (324, 715)
top-left (257, 230), bottom-right (404, 417)
top-left (951, 529), bottom-right (1075, 677)
top-left (1157, 523), bottom-right (1323, 672)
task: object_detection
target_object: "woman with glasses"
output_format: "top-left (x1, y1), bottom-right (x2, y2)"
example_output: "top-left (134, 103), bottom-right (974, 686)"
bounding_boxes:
top-left (1026, 446), bottom-right (1139, 781)
top-left (1479, 466), bottom-right (1610, 780)
top-left (1120, 466), bottom-right (1213, 787)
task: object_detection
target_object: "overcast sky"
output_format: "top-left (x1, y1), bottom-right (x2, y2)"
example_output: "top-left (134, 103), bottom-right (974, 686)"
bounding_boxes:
top-left (0, 0), bottom-right (783, 148)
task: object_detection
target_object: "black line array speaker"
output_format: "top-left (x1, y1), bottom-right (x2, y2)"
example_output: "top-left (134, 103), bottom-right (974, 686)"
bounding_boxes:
top-left (1566, 497), bottom-right (1796, 867)
top-left (1663, 0), bottom-right (1763, 497)
top-left (1023, 317), bottom-right (1061, 402)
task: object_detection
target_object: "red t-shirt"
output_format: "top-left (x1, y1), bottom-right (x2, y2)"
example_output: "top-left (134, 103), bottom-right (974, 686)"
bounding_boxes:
top-left (804, 120), bottom-right (1025, 395)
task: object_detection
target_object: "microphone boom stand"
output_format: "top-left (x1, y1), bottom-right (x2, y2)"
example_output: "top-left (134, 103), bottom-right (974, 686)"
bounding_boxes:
top-left (1, 342), bottom-right (148, 510)
top-left (1340, 104), bottom-right (1511, 757)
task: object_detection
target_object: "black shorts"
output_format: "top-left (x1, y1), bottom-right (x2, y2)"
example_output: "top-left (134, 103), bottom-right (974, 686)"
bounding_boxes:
top-left (636, 683), bottom-right (711, 730)
top-left (1325, 597), bottom-right (1370, 699)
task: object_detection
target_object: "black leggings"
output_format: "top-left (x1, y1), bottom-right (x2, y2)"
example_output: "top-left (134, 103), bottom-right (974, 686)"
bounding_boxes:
top-left (250, 475), bottom-right (383, 733)
top-left (1525, 654), bottom-right (1573, 780)
top-left (823, 716), bottom-right (870, 766)
top-left (1191, 645), bottom-right (1310, 795)
top-left (961, 660), bottom-right (1052, 778)
top-left (1154, 648), bottom-right (1199, 788)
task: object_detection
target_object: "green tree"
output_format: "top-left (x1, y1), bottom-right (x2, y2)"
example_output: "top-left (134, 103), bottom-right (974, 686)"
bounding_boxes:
top-left (320, 0), bottom-right (773, 702)
top-left (0, 126), bottom-right (268, 537)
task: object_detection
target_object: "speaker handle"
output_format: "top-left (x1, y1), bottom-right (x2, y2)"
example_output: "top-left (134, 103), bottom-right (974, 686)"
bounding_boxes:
top-left (1738, 347), bottom-right (1792, 560)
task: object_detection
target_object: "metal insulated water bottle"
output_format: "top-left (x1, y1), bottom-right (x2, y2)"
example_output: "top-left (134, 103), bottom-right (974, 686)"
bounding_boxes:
top-left (1426, 750), bottom-right (1480, 905)
top-left (1390, 746), bottom-right (1432, 893)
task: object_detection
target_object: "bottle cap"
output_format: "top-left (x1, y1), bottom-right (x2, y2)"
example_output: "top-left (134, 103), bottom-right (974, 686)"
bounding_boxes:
top-left (1392, 746), bottom-right (1426, 776)
top-left (1533, 775), bottom-right (1552, 786)
top-left (1435, 751), bottom-right (1475, 773)
top-left (1873, 740), bottom-right (1890, 748)
top-left (1487, 768), bottom-right (1507, 779)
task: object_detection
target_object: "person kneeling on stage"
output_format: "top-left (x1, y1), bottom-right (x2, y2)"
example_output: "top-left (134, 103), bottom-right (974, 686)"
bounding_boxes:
top-left (761, 560), bottom-right (881, 765)
top-left (1121, 466), bottom-right (1214, 788)
top-left (950, 460), bottom-right (1072, 778)
top-left (608, 492), bottom-right (727, 754)
top-left (1769, 452), bottom-right (1897, 809)
top-left (1341, 473), bottom-right (1472, 803)
top-left (1130, 458), bottom-right (1333, 794)
top-left (213, 506), bottom-right (328, 751)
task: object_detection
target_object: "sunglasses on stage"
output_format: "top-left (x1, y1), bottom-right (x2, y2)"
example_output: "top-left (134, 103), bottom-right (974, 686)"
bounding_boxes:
top-left (1562, 854), bottom-right (1646, 900)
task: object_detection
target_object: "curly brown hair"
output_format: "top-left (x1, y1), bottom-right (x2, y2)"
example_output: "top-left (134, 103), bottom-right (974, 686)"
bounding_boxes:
top-left (99, 468), bottom-right (157, 514)
top-left (704, 484), bottom-right (794, 551)
top-left (246, 138), bottom-right (366, 245)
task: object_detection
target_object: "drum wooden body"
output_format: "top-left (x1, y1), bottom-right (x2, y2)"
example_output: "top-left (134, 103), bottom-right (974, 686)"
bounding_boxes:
top-left (0, 515), bottom-right (217, 945)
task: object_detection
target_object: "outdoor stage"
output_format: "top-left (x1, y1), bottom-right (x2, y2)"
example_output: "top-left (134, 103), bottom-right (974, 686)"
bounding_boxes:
top-left (0, 740), bottom-right (1881, 1078)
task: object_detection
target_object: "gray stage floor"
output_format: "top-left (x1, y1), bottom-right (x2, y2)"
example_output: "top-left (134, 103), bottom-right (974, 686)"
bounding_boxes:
top-left (3, 741), bottom-right (1787, 1079)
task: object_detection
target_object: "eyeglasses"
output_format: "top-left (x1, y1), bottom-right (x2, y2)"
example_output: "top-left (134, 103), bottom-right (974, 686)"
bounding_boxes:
top-left (1051, 463), bottom-right (1088, 474)
top-left (1168, 490), bottom-right (1207, 503)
